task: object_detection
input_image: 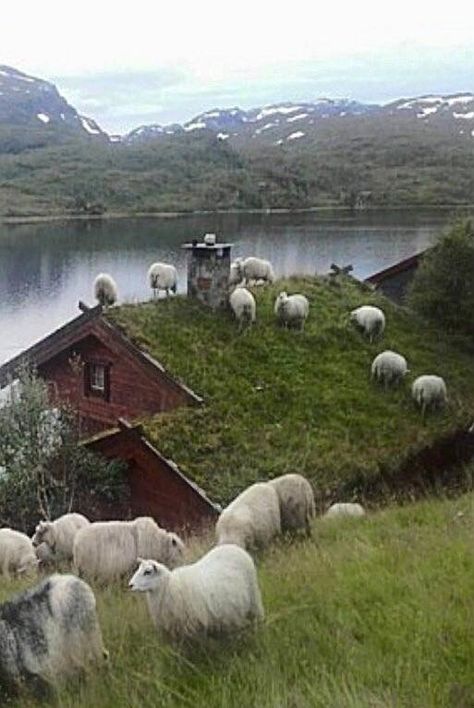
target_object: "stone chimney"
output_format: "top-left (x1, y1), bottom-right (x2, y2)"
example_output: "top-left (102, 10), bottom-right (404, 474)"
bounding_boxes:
top-left (182, 234), bottom-right (232, 309)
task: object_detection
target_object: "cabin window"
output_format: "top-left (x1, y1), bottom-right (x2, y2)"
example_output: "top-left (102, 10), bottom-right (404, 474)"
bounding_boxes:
top-left (84, 362), bottom-right (111, 401)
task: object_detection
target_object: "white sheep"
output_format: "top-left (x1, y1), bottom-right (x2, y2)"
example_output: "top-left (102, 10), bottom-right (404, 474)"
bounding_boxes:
top-left (229, 287), bottom-right (256, 331)
top-left (268, 473), bottom-right (316, 535)
top-left (371, 350), bottom-right (409, 388)
top-left (129, 544), bottom-right (264, 641)
top-left (325, 503), bottom-right (366, 518)
top-left (274, 292), bottom-right (310, 330)
top-left (216, 482), bottom-right (281, 550)
top-left (237, 257), bottom-right (275, 286)
top-left (350, 305), bottom-right (385, 342)
top-left (0, 574), bottom-right (107, 693)
top-left (411, 375), bottom-right (448, 416)
top-left (229, 260), bottom-right (244, 287)
top-left (93, 273), bottom-right (118, 307)
top-left (147, 262), bottom-right (178, 298)
top-left (0, 528), bottom-right (38, 578)
top-left (73, 516), bottom-right (184, 582)
top-left (32, 512), bottom-right (90, 562)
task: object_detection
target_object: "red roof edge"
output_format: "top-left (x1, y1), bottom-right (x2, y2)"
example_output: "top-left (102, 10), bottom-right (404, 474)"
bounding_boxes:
top-left (365, 250), bottom-right (427, 285)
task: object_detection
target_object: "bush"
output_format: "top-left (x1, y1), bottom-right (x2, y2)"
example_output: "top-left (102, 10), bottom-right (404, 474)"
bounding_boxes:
top-left (407, 218), bottom-right (474, 336)
top-left (0, 366), bottom-right (126, 532)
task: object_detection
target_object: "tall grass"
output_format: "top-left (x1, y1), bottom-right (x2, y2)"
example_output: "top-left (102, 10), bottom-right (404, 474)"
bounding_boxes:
top-left (3, 493), bottom-right (473, 707)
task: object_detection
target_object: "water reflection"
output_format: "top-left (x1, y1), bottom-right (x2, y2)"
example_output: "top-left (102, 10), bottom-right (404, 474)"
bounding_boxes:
top-left (0, 210), bottom-right (460, 364)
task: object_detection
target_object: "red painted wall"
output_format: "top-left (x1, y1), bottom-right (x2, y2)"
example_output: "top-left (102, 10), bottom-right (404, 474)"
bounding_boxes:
top-left (38, 326), bottom-right (191, 433)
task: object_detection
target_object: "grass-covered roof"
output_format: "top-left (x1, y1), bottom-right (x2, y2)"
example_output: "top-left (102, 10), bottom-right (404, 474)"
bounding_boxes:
top-left (109, 276), bottom-right (474, 504)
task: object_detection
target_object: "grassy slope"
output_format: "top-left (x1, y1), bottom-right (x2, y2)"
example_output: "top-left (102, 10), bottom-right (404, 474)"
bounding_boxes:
top-left (3, 493), bottom-right (474, 707)
top-left (110, 277), bottom-right (474, 505)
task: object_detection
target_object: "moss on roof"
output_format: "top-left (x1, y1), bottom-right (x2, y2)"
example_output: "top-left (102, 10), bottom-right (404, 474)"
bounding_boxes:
top-left (109, 276), bottom-right (474, 504)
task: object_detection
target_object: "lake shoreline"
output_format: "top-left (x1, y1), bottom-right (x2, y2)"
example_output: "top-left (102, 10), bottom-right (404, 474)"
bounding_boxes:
top-left (1, 203), bottom-right (473, 225)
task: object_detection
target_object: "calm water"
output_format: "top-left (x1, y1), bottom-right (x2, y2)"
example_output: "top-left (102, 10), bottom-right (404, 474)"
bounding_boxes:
top-left (0, 209), bottom-right (462, 364)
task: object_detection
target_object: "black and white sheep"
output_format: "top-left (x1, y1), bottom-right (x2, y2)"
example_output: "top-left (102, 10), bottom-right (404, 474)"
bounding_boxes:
top-left (93, 273), bottom-right (118, 307)
top-left (73, 517), bottom-right (184, 582)
top-left (0, 574), bottom-right (107, 695)
top-left (268, 473), bottom-right (316, 535)
top-left (32, 512), bottom-right (90, 562)
top-left (129, 544), bottom-right (264, 641)
top-left (216, 482), bottom-right (281, 550)
top-left (274, 292), bottom-right (309, 330)
top-left (411, 375), bottom-right (448, 416)
top-left (350, 305), bottom-right (385, 342)
top-left (371, 350), bottom-right (409, 388)
top-left (229, 287), bottom-right (256, 331)
top-left (0, 528), bottom-right (38, 578)
top-left (147, 262), bottom-right (178, 298)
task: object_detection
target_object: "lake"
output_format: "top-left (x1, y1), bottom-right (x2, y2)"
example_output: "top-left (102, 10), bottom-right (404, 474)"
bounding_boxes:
top-left (0, 209), bottom-right (462, 364)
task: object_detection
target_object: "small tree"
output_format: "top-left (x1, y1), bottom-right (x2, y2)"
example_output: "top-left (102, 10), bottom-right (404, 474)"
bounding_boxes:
top-left (407, 218), bottom-right (474, 336)
top-left (0, 366), bottom-right (126, 532)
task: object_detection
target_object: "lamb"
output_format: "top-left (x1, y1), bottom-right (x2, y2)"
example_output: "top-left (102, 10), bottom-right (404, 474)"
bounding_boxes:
top-left (0, 574), bottom-right (107, 695)
top-left (236, 257), bottom-right (275, 286)
top-left (268, 473), bottom-right (316, 535)
top-left (350, 305), bottom-right (385, 342)
top-left (0, 528), bottom-right (38, 578)
top-left (411, 375), bottom-right (448, 416)
top-left (229, 287), bottom-right (256, 331)
top-left (32, 512), bottom-right (90, 562)
top-left (229, 260), bottom-right (244, 287)
top-left (325, 503), bottom-right (366, 518)
top-left (73, 516), bottom-right (184, 582)
top-left (147, 262), bottom-right (178, 298)
top-left (371, 350), bottom-right (409, 388)
top-left (129, 544), bottom-right (264, 641)
top-left (216, 482), bottom-right (281, 550)
top-left (93, 273), bottom-right (118, 307)
top-left (274, 292), bottom-right (310, 330)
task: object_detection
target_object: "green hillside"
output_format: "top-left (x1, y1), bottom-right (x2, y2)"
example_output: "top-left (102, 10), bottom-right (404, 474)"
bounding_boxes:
top-left (110, 276), bottom-right (474, 506)
top-left (3, 492), bottom-right (474, 707)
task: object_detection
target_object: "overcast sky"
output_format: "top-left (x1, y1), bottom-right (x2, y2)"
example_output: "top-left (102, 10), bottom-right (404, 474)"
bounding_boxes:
top-left (2, 0), bottom-right (474, 134)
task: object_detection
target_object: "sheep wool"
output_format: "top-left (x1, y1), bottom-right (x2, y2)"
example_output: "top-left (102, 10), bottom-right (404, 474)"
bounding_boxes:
top-left (238, 257), bottom-right (275, 285)
top-left (0, 574), bottom-right (107, 693)
top-left (93, 273), bottom-right (118, 307)
top-left (147, 262), bottom-right (178, 297)
top-left (325, 503), bottom-right (366, 518)
top-left (73, 517), bottom-right (184, 582)
top-left (350, 305), bottom-right (385, 342)
top-left (32, 512), bottom-right (90, 562)
top-left (0, 528), bottom-right (38, 578)
top-left (129, 544), bottom-right (264, 640)
top-left (411, 375), bottom-right (447, 416)
top-left (229, 287), bottom-right (256, 331)
top-left (274, 292), bottom-right (310, 330)
top-left (268, 473), bottom-right (316, 535)
top-left (216, 482), bottom-right (281, 550)
top-left (371, 350), bottom-right (409, 387)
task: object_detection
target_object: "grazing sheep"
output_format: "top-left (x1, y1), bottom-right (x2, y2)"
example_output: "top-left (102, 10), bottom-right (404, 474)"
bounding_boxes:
top-left (325, 503), bottom-right (366, 518)
top-left (0, 574), bottom-right (107, 695)
top-left (237, 257), bottom-right (275, 286)
top-left (229, 287), bottom-right (256, 331)
top-left (73, 517), bottom-right (184, 582)
top-left (93, 273), bottom-right (118, 307)
top-left (147, 262), bottom-right (178, 298)
top-left (350, 305), bottom-right (385, 342)
top-left (268, 473), bottom-right (316, 535)
top-left (274, 292), bottom-right (310, 330)
top-left (129, 544), bottom-right (264, 641)
top-left (411, 375), bottom-right (448, 416)
top-left (203, 233), bottom-right (216, 246)
top-left (32, 512), bottom-right (90, 562)
top-left (216, 482), bottom-right (281, 550)
top-left (229, 260), bottom-right (244, 287)
top-left (0, 528), bottom-right (38, 578)
top-left (35, 542), bottom-right (56, 571)
top-left (371, 350), bottom-right (409, 388)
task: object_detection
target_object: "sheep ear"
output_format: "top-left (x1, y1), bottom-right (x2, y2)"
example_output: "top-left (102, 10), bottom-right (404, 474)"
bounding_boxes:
top-left (136, 557), bottom-right (144, 565)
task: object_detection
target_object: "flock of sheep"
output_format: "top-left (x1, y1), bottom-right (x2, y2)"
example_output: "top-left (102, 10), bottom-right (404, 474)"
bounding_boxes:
top-left (0, 479), bottom-right (363, 695)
